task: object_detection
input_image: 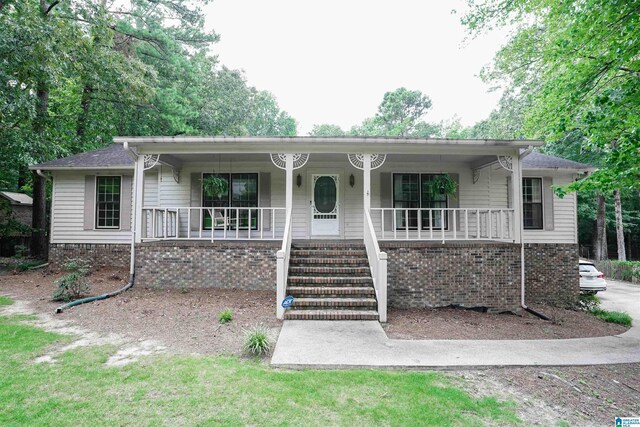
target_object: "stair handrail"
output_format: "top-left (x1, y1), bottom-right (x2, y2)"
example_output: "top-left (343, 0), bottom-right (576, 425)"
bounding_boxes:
top-left (276, 209), bottom-right (293, 319)
top-left (364, 209), bottom-right (387, 322)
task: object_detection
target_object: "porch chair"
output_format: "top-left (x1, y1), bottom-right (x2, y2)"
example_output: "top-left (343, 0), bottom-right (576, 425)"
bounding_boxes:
top-left (209, 209), bottom-right (237, 229)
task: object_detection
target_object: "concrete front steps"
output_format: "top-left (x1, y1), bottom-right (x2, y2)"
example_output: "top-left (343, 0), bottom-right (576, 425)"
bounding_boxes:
top-left (284, 241), bottom-right (379, 320)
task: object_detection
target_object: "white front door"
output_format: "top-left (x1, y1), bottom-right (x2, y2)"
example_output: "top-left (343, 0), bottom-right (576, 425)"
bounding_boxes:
top-left (311, 174), bottom-right (340, 236)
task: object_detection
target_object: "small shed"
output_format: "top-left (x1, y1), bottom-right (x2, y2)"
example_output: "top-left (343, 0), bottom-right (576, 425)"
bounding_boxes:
top-left (0, 191), bottom-right (33, 256)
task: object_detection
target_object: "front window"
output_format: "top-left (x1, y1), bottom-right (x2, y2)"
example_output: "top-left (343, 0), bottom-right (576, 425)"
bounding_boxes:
top-left (202, 173), bottom-right (258, 230)
top-left (522, 177), bottom-right (543, 229)
top-left (96, 176), bottom-right (121, 229)
top-left (393, 173), bottom-right (449, 230)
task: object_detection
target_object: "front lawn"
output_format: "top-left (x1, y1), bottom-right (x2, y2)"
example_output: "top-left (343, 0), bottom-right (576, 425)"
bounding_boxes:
top-left (0, 308), bottom-right (520, 426)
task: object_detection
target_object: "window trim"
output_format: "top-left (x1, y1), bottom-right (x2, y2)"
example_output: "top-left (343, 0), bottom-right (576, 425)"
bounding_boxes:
top-left (200, 172), bottom-right (260, 230)
top-left (95, 175), bottom-right (122, 230)
top-left (522, 176), bottom-right (544, 230)
top-left (391, 172), bottom-right (450, 231)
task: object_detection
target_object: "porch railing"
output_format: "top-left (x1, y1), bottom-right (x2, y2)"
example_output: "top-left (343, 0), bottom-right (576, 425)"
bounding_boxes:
top-left (141, 207), bottom-right (286, 241)
top-left (369, 208), bottom-right (515, 242)
top-left (276, 209), bottom-right (293, 320)
top-left (364, 209), bottom-right (387, 322)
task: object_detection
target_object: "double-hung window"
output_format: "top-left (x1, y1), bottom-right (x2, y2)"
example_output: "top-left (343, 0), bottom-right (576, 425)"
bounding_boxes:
top-left (202, 173), bottom-right (258, 230)
top-left (522, 177), bottom-right (543, 229)
top-left (96, 176), bottom-right (121, 229)
top-left (393, 173), bottom-right (449, 230)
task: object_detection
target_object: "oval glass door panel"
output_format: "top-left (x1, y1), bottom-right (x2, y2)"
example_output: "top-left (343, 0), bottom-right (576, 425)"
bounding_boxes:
top-left (314, 176), bottom-right (337, 213)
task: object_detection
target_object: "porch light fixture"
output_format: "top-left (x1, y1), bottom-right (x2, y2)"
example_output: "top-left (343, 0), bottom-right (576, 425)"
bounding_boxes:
top-left (349, 174), bottom-right (355, 188)
top-left (296, 174), bottom-right (302, 188)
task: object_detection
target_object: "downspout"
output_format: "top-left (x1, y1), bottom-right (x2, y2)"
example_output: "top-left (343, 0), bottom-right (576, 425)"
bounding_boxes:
top-left (36, 169), bottom-right (50, 180)
top-left (518, 147), bottom-right (550, 320)
top-left (55, 143), bottom-right (138, 313)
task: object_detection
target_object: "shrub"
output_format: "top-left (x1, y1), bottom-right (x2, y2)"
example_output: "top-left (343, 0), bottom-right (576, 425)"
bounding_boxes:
top-left (591, 308), bottom-right (633, 327)
top-left (52, 259), bottom-right (91, 302)
top-left (577, 293), bottom-right (600, 311)
top-left (595, 260), bottom-right (640, 283)
top-left (218, 308), bottom-right (233, 324)
top-left (243, 324), bottom-right (271, 356)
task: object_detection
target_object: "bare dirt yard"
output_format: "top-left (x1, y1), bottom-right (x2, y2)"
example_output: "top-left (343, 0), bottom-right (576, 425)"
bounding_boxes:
top-left (1, 264), bottom-right (638, 426)
top-left (0, 265), bottom-right (280, 357)
top-left (384, 305), bottom-right (628, 340)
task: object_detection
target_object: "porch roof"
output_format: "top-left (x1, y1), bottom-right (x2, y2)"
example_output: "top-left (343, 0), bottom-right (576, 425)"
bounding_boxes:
top-left (30, 138), bottom-right (593, 172)
top-left (115, 136), bottom-right (542, 156)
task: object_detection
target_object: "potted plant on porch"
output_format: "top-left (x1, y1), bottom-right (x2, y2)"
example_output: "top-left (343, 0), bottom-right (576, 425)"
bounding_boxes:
top-left (425, 174), bottom-right (457, 198)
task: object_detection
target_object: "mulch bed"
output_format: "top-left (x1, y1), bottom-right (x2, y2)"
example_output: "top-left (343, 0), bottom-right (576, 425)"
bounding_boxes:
top-left (383, 305), bottom-right (628, 340)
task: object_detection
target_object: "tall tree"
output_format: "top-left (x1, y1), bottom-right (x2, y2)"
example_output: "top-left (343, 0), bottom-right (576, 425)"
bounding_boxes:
top-left (463, 0), bottom-right (640, 194)
top-left (309, 124), bottom-right (345, 137)
top-left (594, 193), bottom-right (608, 261)
top-left (374, 87), bottom-right (433, 136)
top-left (245, 91), bottom-right (297, 136)
top-left (350, 88), bottom-right (434, 137)
top-left (613, 190), bottom-right (626, 261)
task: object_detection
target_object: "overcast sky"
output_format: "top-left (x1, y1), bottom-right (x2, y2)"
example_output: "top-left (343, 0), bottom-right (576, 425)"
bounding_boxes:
top-left (205, 1), bottom-right (509, 135)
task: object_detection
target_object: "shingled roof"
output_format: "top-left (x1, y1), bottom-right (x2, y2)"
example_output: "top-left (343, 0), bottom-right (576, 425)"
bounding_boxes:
top-left (522, 152), bottom-right (594, 171)
top-left (30, 144), bottom-right (134, 170)
top-left (30, 142), bottom-right (595, 171)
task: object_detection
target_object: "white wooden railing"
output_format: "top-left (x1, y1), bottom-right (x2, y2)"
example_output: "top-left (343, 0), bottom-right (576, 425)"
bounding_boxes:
top-left (141, 207), bottom-right (286, 241)
top-left (276, 209), bottom-right (293, 320)
top-left (364, 209), bottom-right (387, 322)
top-left (369, 208), bottom-right (515, 242)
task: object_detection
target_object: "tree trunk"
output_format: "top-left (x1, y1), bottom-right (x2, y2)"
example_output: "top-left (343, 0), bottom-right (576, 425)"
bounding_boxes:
top-left (614, 189), bottom-right (626, 261)
top-left (75, 84), bottom-right (93, 150)
top-left (30, 171), bottom-right (48, 259)
top-left (594, 192), bottom-right (608, 261)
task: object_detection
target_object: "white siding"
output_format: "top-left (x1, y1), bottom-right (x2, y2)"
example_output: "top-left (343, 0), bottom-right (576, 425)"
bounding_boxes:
top-left (143, 171), bottom-right (158, 206)
top-left (51, 171), bottom-right (133, 244)
top-left (523, 173), bottom-right (577, 244)
top-left (50, 157), bottom-right (578, 245)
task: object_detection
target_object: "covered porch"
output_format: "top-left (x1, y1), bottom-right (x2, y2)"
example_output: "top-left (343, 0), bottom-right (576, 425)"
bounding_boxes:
top-left (119, 136), bottom-right (542, 321)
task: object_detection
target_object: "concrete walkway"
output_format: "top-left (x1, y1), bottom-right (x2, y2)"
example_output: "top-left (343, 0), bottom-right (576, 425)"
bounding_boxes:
top-left (271, 279), bottom-right (640, 369)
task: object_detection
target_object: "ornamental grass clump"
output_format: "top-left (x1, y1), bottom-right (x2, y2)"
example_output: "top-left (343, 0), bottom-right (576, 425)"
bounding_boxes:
top-left (218, 308), bottom-right (233, 324)
top-left (243, 324), bottom-right (271, 356)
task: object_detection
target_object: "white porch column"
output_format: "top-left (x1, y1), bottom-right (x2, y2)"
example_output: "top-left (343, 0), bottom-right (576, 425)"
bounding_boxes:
top-left (363, 154), bottom-right (371, 213)
top-left (134, 153), bottom-right (145, 243)
top-left (511, 152), bottom-right (523, 244)
top-left (285, 154), bottom-right (294, 217)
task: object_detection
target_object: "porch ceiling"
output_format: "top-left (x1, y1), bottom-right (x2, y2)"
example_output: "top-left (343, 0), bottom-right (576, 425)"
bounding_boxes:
top-left (149, 152), bottom-right (497, 166)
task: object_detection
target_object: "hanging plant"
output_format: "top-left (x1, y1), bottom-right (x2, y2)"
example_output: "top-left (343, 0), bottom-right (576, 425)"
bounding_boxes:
top-left (426, 174), bottom-right (458, 198)
top-left (202, 175), bottom-right (229, 199)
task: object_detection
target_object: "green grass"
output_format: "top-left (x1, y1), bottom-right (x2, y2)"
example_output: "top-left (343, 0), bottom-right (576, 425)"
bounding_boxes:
top-left (0, 296), bottom-right (13, 306)
top-left (0, 315), bottom-right (521, 426)
top-left (218, 308), bottom-right (233, 324)
top-left (591, 308), bottom-right (633, 327)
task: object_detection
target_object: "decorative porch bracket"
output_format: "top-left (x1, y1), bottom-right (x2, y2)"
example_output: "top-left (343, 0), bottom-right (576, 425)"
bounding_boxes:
top-left (269, 153), bottom-right (309, 170)
top-left (143, 154), bottom-right (183, 183)
top-left (347, 154), bottom-right (386, 212)
top-left (270, 153), bottom-right (309, 216)
top-left (497, 155), bottom-right (513, 172)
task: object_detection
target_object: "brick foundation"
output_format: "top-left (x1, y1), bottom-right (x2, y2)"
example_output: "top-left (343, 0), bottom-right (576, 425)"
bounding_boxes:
top-left (49, 243), bottom-right (131, 269)
top-left (380, 241), bottom-right (522, 313)
top-left (524, 243), bottom-right (579, 307)
top-left (135, 241), bottom-right (279, 290)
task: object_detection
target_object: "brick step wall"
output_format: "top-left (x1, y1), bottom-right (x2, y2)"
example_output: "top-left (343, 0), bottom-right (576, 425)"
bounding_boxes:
top-left (284, 241), bottom-right (378, 321)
